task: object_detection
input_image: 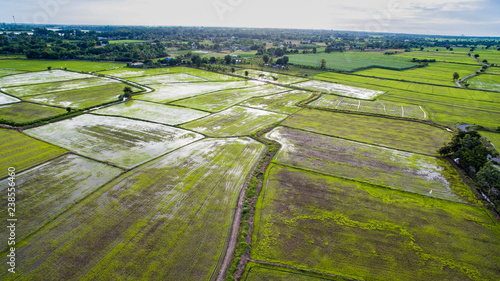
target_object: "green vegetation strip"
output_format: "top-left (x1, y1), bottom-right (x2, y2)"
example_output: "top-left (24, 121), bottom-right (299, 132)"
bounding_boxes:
top-left (0, 154), bottom-right (123, 247)
top-left (0, 128), bottom-right (67, 174)
top-left (0, 102), bottom-right (68, 126)
top-left (0, 138), bottom-right (265, 281)
top-left (243, 262), bottom-right (345, 281)
top-left (252, 164), bottom-right (500, 281)
top-left (283, 109), bottom-right (451, 155)
top-left (0, 60), bottom-right (126, 72)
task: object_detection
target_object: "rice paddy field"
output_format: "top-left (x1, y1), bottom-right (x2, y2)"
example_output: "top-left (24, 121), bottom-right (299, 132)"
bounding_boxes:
top-left (294, 80), bottom-right (385, 100)
top-left (240, 90), bottom-right (313, 114)
top-left (0, 102), bottom-right (67, 124)
top-left (479, 130), bottom-right (500, 149)
top-left (0, 60), bottom-right (126, 72)
top-left (395, 48), bottom-right (479, 65)
top-left (354, 62), bottom-right (480, 86)
top-left (181, 106), bottom-right (287, 137)
top-left (288, 52), bottom-right (417, 72)
top-left (252, 164), bottom-right (500, 281)
top-left (0, 128), bottom-right (67, 173)
top-left (134, 81), bottom-right (257, 103)
top-left (283, 109), bottom-right (451, 155)
top-left (25, 114), bottom-right (204, 169)
top-left (234, 69), bottom-right (307, 84)
top-left (467, 74), bottom-right (500, 91)
top-left (0, 138), bottom-right (265, 281)
top-left (171, 84), bottom-right (288, 112)
top-left (0, 154), bottom-right (123, 247)
top-left (24, 83), bottom-right (141, 109)
top-left (309, 94), bottom-right (427, 119)
top-left (93, 100), bottom-right (210, 125)
top-left (1, 58), bottom-right (499, 281)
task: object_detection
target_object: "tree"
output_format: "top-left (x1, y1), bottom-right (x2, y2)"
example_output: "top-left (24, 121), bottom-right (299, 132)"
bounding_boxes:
top-left (244, 70), bottom-right (249, 77)
top-left (274, 48), bottom-right (284, 57)
top-left (263, 54), bottom-right (269, 64)
top-left (209, 56), bottom-right (216, 64)
top-left (123, 86), bottom-right (133, 99)
top-left (224, 55), bottom-right (232, 65)
top-left (320, 58), bottom-right (327, 69)
top-left (47, 66), bottom-right (52, 71)
top-left (312, 47), bottom-right (317, 54)
top-left (66, 107), bottom-right (71, 112)
top-left (231, 67), bottom-right (235, 73)
top-left (474, 54), bottom-right (480, 58)
top-left (477, 164), bottom-right (500, 196)
top-left (282, 56), bottom-right (289, 65)
top-left (453, 72), bottom-right (460, 81)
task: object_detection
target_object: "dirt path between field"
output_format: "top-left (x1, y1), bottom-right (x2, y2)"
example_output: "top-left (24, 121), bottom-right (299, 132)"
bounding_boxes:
top-left (456, 56), bottom-right (490, 87)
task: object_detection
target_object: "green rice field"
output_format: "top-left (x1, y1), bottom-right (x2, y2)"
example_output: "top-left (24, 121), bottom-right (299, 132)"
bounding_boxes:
top-left (252, 164), bottom-right (500, 280)
top-left (0, 102), bottom-right (67, 124)
top-left (181, 106), bottom-right (287, 137)
top-left (234, 69), bottom-right (307, 84)
top-left (0, 129), bottom-right (67, 174)
top-left (0, 138), bottom-right (265, 280)
top-left (283, 109), bottom-right (451, 155)
top-left (0, 93), bottom-right (20, 105)
top-left (467, 74), bottom-right (500, 91)
top-left (240, 90), bottom-right (313, 114)
top-left (0, 70), bottom-right (93, 87)
top-left (25, 114), bottom-right (204, 169)
top-left (0, 60), bottom-right (126, 72)
top-left (479, 130), bottom-right (500, 149)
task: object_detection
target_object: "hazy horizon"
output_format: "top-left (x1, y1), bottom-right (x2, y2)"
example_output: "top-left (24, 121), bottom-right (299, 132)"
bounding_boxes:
top-left (2, 0), bottom-right (500, 37)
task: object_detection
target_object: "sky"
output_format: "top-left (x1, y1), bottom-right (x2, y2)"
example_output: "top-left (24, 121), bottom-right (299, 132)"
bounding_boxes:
top-left (2, 0), bottom-right (500, 36)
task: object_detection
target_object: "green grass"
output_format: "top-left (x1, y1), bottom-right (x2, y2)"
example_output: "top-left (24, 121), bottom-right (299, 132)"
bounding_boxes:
top-left (479, 131), bottom-right (500, 150)
top-left (0, 60), bottom-right (126, 72)
top-left (354, 62), bottom-right (480, 86)
top-left (0, 93), bottom-right (20, 105)
top-left (0, 102), bottom-right (67, 124)
top-left (0, 129), bottom-right (67, 174)
top-left (310, 94), bottom-right (427, 119)
top-left (0, 138), bottom-right (265, 281)
top-left (486, 67), bottom-right (500, 75)
top-left (234, 69), bottom-right (307, 84)
top-left (471, 49), bottom-right (500, 65)
top-left (181, 106), bottom-right (287, 137)
top-left (25, 114), bottom-right (204, 169)
top-left (93, 100), bottom-right (210, 125)
top-left (0, 69), bottom-right (25, 77)
top-left (243, 263), bottom-right (340, 281)
top-left (266, 126), bottom-right (478, 203)
top-left (0, 70), bottom-right (93, 87)
top-left (396, 49), bottom-right (479, 65)
top-left (24, 83), bottom-right (141, 109)
top-left (134, 81), bottom-right (257, 103)
top-left (128, 73), bottom-right (207, 84)
top-left (467, 74), bottom-right (500, 91)
top-left (252, 164), bottom-right (500, 281)
top-left (3, 77), bottom-right (120, 98)
top-left (0, 154), bottom-right (122, 247)
top-left (240, 90), bottom-right (313, 114)
top-left (172, 84), bottom-right (288, 112)
top-left (283, 109), bottom-right (451, 155)
top-left (288, 52), bottom-right (417, 72)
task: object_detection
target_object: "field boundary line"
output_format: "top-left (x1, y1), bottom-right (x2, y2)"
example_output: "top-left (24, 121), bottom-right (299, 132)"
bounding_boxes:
top-left (419, 106), bottom-right (427, 119)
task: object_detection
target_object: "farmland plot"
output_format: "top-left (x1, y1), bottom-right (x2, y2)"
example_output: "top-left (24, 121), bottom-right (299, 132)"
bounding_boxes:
top-left (24, 83), bottom-right (140, 109)
top-left (0, 102), bottom-right (67, 124)
top-left (240, 90), bottom-right (313, 114)
top-left (0, 129), bottom-right (66, 174)
top-left (134, 81), bottom-right (258, 103)
top-left (235, 69), bottom-right (307, 84)
top-left (283, 109), bottom-right (451, 155)
top-left (0, 69), bottom-right (24, 77)
top-left (0, 60), bottom-right (126, 72)
top-left (3, 77), bottom-right (120, 98)
top-left (0, 138), bottom-right (265, 281)
top-left (93, 100), bottom-right (210, 125)
top-left (0, 70), bottom-right (93, 87)
top-left (25, 114), bottom-right (204, 169)
top-left (0, 93), bottom-right (20, 105)
top-left (129, 73), bottom-right (207, 84)
top-left (310, 94), bottom-right (426, 119)
top-left (182, 106), bottom-right (287, 137)
top-left (97, 67), bottom-right (181, 78)
top-left (467, 74), bottom-right (500, 92)
top-left (0, 154), bottom-right (122, 247)
top-left (480, 130), bottom-right (500, 149)
top-left (295, 80), bottom-right (384, 99)
top-left (266, 127), bottom-right (476, 203)
top-left (253, 164), bottom-right (500, 281)
top-left (172, 83), bottom-right (287, 112)
top-left (243, 263), bottom-right (338, 281)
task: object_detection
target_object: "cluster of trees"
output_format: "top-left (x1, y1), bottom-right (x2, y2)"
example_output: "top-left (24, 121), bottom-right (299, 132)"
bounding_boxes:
top-left (439, 131), bottom-right (500, 210)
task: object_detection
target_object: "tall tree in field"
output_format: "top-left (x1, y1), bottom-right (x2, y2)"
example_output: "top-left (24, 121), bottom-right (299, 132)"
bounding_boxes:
top-left (263, 54), bottom-right (270, 64)
top-left (123, 86), bottom-right (133, 99)
top-left (453, 72), bottom-right (460, 80)
top-left (282, 56), bottom-right (289, 65)
top-left (224, 55), bottom-right (232, 65)
top-left (320, 59), bottom-right (327, 69)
